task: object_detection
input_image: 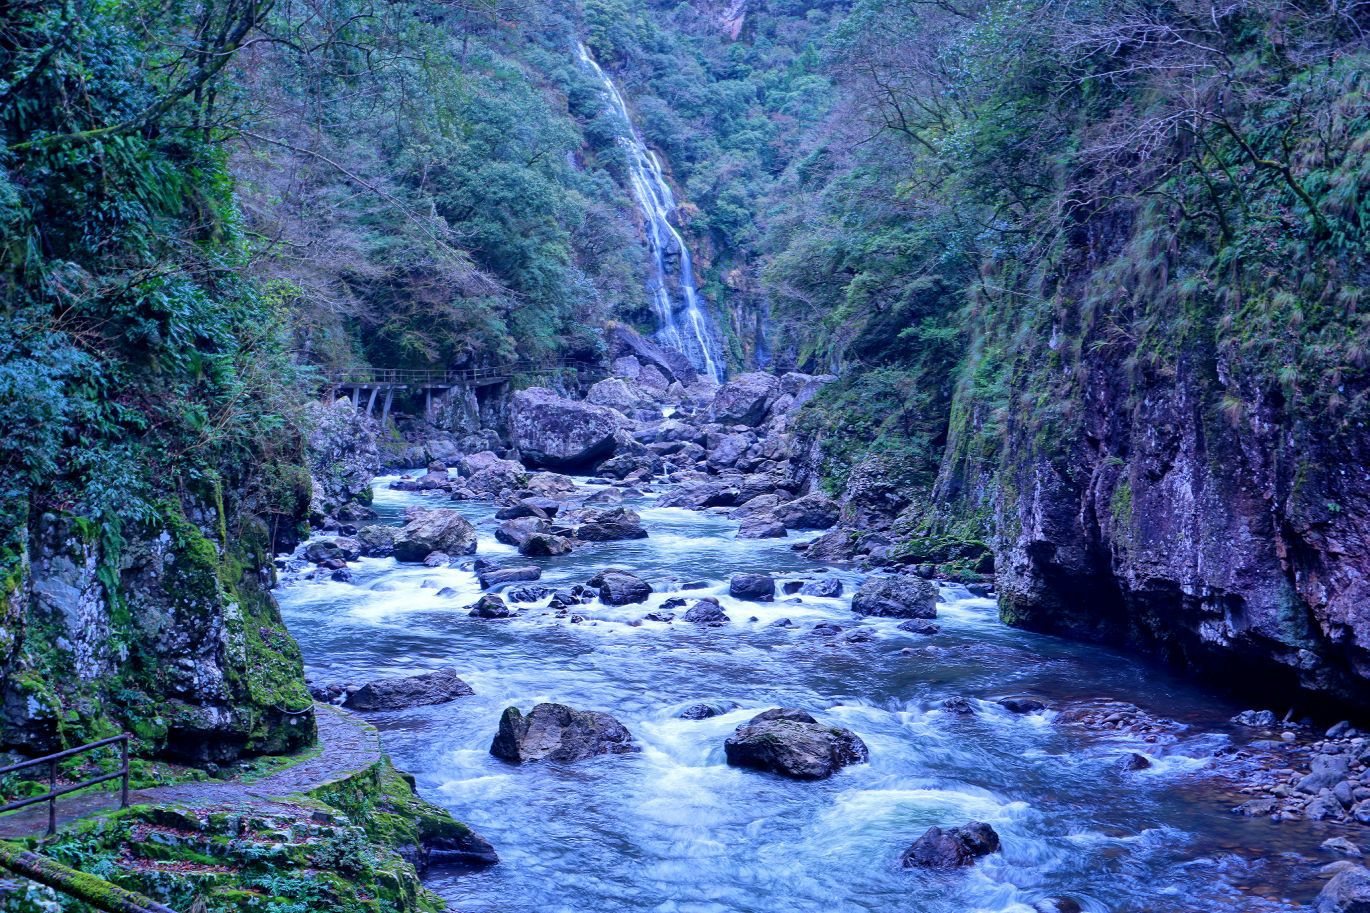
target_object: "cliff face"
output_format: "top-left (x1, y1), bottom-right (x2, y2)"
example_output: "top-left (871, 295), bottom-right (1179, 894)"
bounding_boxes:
top-left (989, 206), bottom-right (1370, 708)
top-left (997, 351), bottom-right (1370, 706)
top-left (0, 497), bottom-right (315, 761)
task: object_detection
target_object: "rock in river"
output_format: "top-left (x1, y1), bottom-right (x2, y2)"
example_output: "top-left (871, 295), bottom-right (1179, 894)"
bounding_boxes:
top-left (723, 708), bottom-right (869, 780)
top-left (730, 572), bottom-right (776, 602)
top-left (512, 387), bottom-right (624, 470)
top-left (489, 703), bottom-right (637, 763)
top-left (900, 822), bottom-right (1001, 869)
top-left (343, 668), bottom-right (474, 711)
top-left (468, 594), bottom-right (511, 618)
top-left (682, 597), bottom-right (730, 626)
top-left (573, 507), bottom-right (649, 542)
top-left (1315, 864), bottom-right (1370, 912)
top-left (394, 508), bottom-right (478, 562)
top-left (851, 575), bottom-right (937, 618)
top-left (589, 569), bottom-right (653, 606)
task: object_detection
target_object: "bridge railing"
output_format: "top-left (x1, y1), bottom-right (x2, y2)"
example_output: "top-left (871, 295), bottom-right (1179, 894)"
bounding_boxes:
top-left (0, 735), bottom-right (130, 836)
top-left (323, 359), bottom-right (604, 387)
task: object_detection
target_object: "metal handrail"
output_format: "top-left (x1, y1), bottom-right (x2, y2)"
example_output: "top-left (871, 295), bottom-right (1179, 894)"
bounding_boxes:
top-left (322, 359), bottom-right (604, 387)
top-left (0, 734), bottom-right (130, 836)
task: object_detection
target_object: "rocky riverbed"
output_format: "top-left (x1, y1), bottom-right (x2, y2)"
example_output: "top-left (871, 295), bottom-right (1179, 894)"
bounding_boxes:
top-left (281, 348), bottom-right (1370, 912)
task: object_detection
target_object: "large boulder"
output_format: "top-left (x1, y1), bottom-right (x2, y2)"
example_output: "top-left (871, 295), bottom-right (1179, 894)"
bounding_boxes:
top-left (899, 822), bottom-right (1001, 869)
top-left (723, 708), bottom-right (869, 780)
top-left (520, 533), bottom-right (574, 557)
top-left (682, 597), bottom-right (730, 626)
top-left (607, 323), bottom-right (695, 385)
top-left (587, 377), bottom-right (650, 413)
top-left (573, 507), bottom-right (649, 542)
top-left (589, 569), bottom-right (653, 605)
top-left (851, 575), bottom-right (938, 618)
top-left (709, 372), bottom-right (780, 426)
top-left (477, 565), bottom-right (541, 589)
top-left (730, 572), bottom-right (776, 602)
top-left (489, 703), bottom-right (637, 763)
top-left (467, 593), bottom-right (511, 618)
top-left (495, 516), bottom-right (548, 548)
top-left (394, 508), bottom-right (478, 562)
top-left (1316, 865), bottom-right (1370, 912)
top-left (459, 451), bottom-right (522, 478)
top-left (772, 493), bottom-right (840, 530)
top-left (356, 525), bottom-right (397, 557)
top-left (343, 669), bottom-right (474, 711)
top-left (512, 387), bottom-right (624, 470)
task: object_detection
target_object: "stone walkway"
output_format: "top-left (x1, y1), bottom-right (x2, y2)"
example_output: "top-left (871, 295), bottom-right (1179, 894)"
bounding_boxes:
top-left (0, 704), bottom-right (379, 840)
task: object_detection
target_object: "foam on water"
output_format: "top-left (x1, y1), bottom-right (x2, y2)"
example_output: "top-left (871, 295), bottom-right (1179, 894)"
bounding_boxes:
top-left (278, 476), bottom-right (1323, 912)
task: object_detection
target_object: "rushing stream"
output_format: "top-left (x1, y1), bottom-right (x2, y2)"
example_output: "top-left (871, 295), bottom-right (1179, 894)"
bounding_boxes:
top-left (278, 476), bottom-right (1337, 913)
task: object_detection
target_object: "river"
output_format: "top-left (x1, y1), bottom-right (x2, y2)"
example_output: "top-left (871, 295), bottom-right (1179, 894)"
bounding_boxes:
top-left (277, 474), bottom-right (1333, 913)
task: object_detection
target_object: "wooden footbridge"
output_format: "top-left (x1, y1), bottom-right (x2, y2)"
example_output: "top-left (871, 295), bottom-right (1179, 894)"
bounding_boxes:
top-left (324, 359), bottom-right (603, 421)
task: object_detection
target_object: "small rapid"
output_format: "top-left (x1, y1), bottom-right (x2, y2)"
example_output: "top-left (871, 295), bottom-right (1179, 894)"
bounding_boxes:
top-left (578, 44), bottom-right (723, 384)
top-left (278, 476), bottom-right (1333, 913)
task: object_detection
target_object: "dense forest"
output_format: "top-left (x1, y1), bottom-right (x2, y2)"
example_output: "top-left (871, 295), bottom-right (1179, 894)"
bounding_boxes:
top-left (1, 0), bottom-right (1368, 910)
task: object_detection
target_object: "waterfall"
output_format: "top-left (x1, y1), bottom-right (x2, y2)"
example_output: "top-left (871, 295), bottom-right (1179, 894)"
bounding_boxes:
top-left (578, 44), bottom-right (723, 384)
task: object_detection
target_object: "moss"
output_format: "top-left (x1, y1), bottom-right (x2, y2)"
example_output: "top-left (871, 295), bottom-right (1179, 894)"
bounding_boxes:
top-left (35, 759), bottom-right (452, 913)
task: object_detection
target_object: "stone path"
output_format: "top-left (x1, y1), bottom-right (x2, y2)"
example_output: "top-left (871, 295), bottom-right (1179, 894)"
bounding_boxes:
top-left (0, 704), bottom-right (379, 840)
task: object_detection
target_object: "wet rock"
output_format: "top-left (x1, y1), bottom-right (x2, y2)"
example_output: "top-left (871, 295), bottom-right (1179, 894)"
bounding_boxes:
top-left (738, 517), bottom-right (787, 539)
top-left (573, 507), bottom-right (649, 542)
top-left (1233, 798), bottom-right (1279, 816)
top-left (851, 575), bottom-right (937, 619)
top-left (732, 494), bottom-right (781, 521)
top-left (422, 552), bottom-right (452, 568)
top-left (723, 708), bottom-right (869, 780)
top-left (395, 508), bottom-right (478, 562)
top-left (811, 622), bottom-right (843, 637)
top-left (709, 372), bottom-right (780, 426)
top-left (436, 587), bottom-right (458, 598)
top-left (1032, 900), bottom-right (1083, 913)
top-left (467, 594), bottom-right (511, 619)
top-left (495, 516), bottom-right (548, 548)
top-left (1314, 864), bottom-right (1370, 912)
top-left (1232, 709), bottom-right (1280, 728)
top-left (898, 618), bottom-right (941, 635)
top-left (729, 573), bottom-right (776, 602)
top-left (590, 569), bottom-right (653, 606)
top-left (305, 537), bottom-right (362, 563)
top-left (520, 533), bottom-right (575, 557)
top-left (495, 501), bottom-right (550, 521)
top-left (424, 827), bottom-right (499, 869)
top-left (1328, 720), bottom-right (1355, 739)
top-left (505, 584), bottom-right (551, 603)
top-left (1308, 794), bottom-right (1346, 820)
top-left (525, 471), bottom-right (579, 498)
top-left (1324, 837), bottom-right (1364, 858)
top-left (549, 585), bottom-right (596, 610)
top-left (768, 618), bottom-right (794, 628)
top-left (512, 388), bottom-right (625, 470)
top-left (1120, 752), bottom-right (1152, 771)
top-left (899, 822), bottom-right (1001, 869)
top-left (679, 701), bottom-right (739, 720)
top-left (356, 525), bottom-right (397, 557)
top-left (942, 697), bottom-right (976, 715)
top-left (465, 463), bottom-right (529, 498)
top-left (997, 697), bottom-right (1046, 714)
top-left (644, 611), bottom-right (675, 622)
top-left (799, 577), bottom-right (844, 598)
top-left (489, 703), bottom-right (637, 763)
top-left (682, 597), bottom-right (730, 626)
top-left (478, 566), bottom-right (541, 589)
top-left (343, 668), bottom-right (475, 711)
top-left (1300, 755), bottom-right (1353, 793)
top-left (772, 493), bottom-right (841, 530)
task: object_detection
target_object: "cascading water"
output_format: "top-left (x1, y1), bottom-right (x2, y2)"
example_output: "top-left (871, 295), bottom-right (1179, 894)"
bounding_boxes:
top-left (578, 44), bottom-right (723, 384)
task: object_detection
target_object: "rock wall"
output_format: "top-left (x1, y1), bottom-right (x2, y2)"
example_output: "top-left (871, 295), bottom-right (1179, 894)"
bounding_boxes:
top-left (992, 304), bottom-right (1370, 710)
top-left (0, 498), bottom-right (315, 761)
